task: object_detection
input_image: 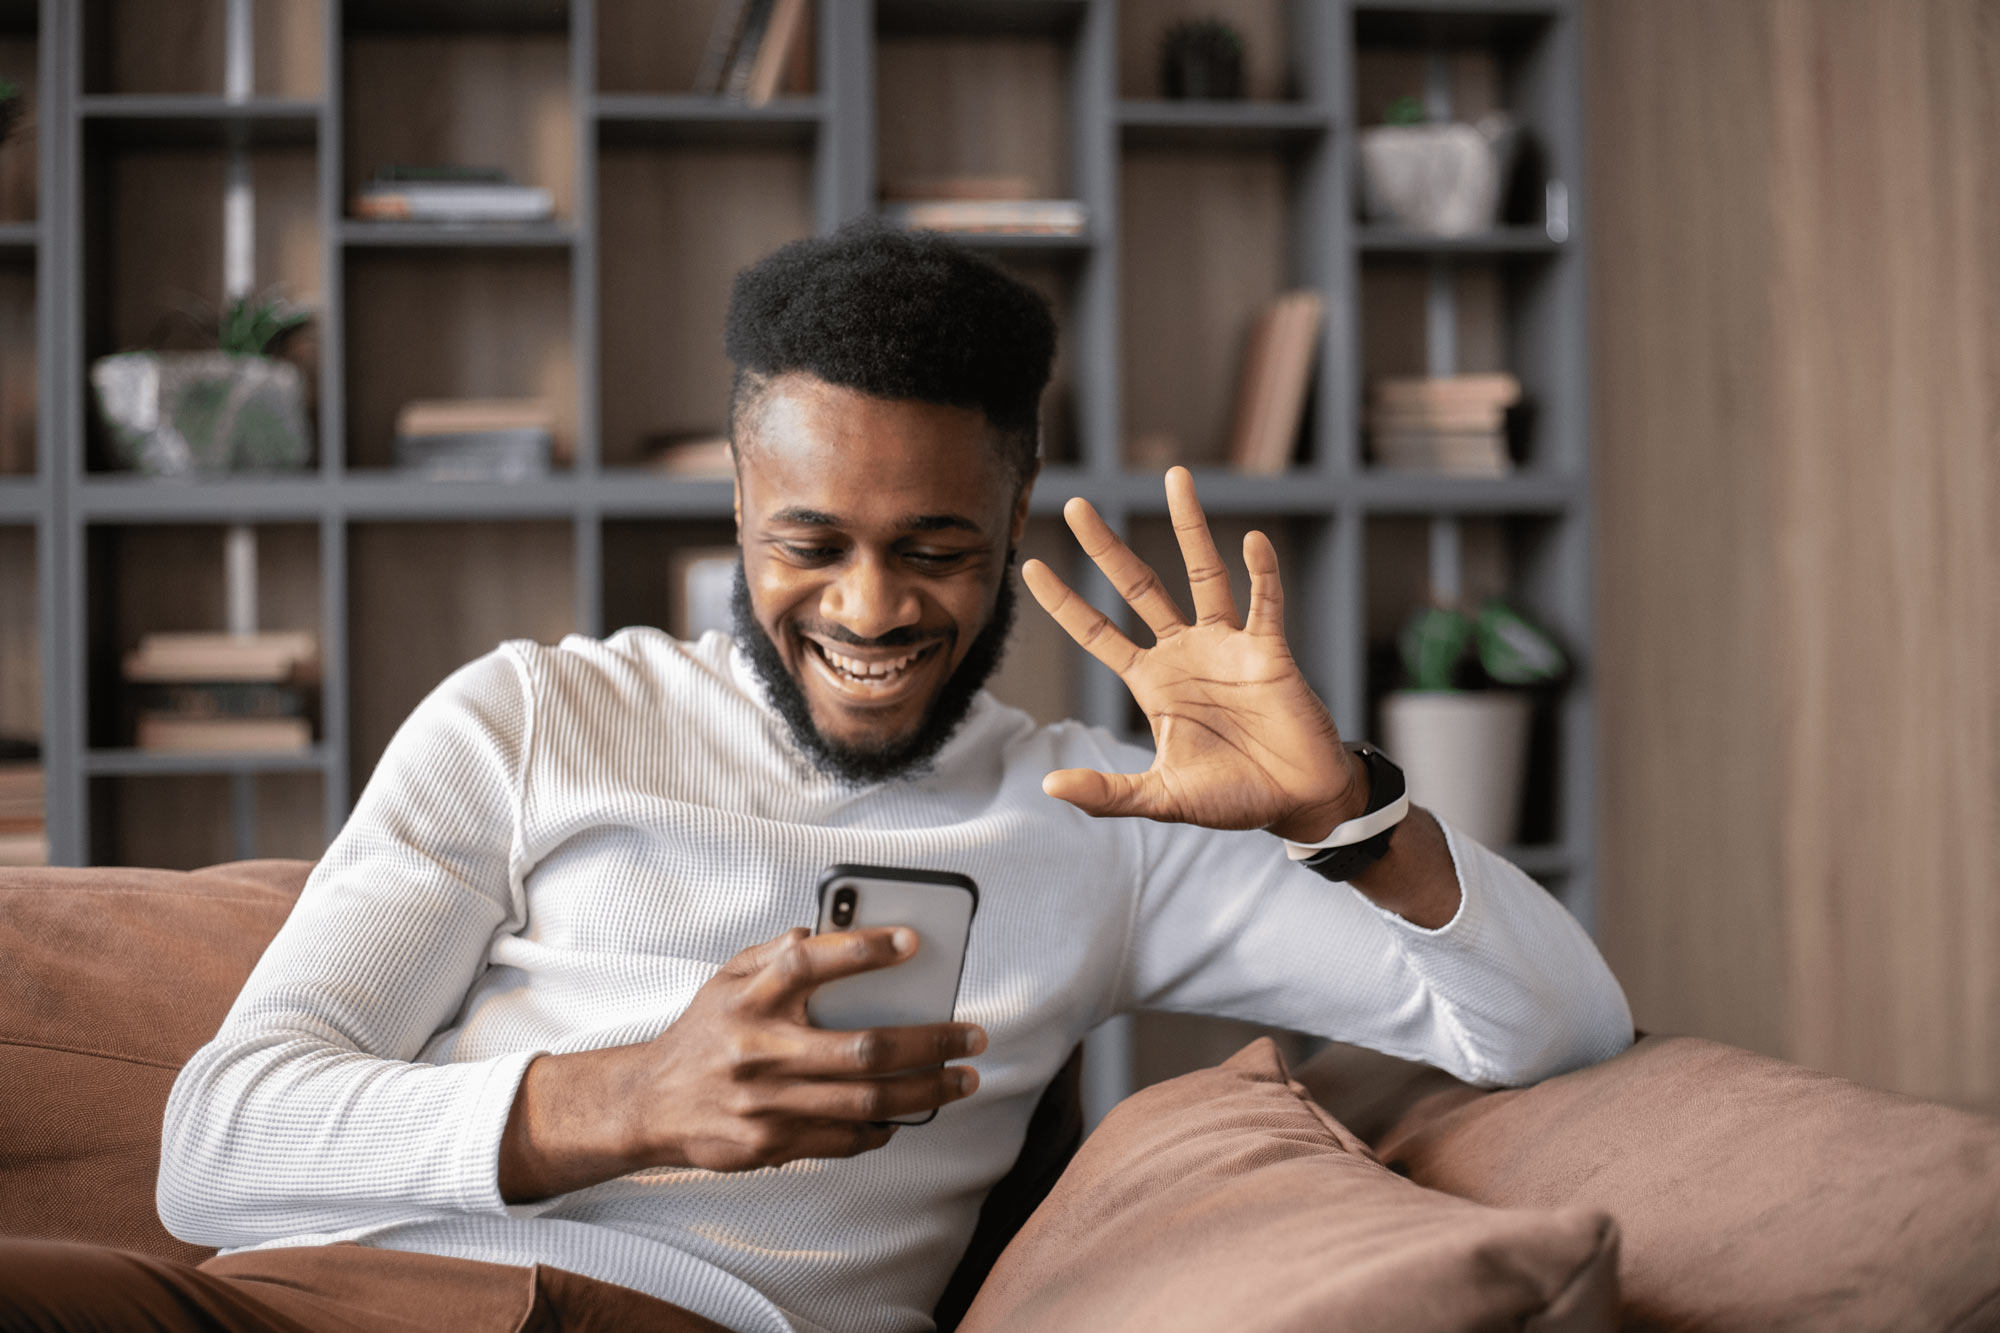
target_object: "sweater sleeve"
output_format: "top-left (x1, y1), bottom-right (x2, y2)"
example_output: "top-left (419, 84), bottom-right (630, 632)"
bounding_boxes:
top-left (158, 647), bottom-right (544, 1247)
top-left (1122, 803), bottom-right (1634, 1088)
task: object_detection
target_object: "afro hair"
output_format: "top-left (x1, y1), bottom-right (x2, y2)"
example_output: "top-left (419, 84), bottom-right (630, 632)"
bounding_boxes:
top-left (724, 220), bottom-right (1057, 478)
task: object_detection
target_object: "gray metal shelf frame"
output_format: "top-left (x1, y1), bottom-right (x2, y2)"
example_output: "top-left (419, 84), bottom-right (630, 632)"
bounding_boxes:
top-left (31, 0), bottom-right (1594, 965)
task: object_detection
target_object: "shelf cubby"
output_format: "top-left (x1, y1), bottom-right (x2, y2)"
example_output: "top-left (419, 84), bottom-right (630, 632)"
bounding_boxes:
top-left (1116, 0), bottom-right (1304, 103)
top-left (342, 247), bottom-right (574, 471)
top-left (82, 0), bottom-right (327, 99)
top-left (0, 524), bottom-right (36, 745)
top-left (83, 521), bottom-right (321, 751)
top-left (345, 518), bottom-right (574, 786)
top-left (0, 253), bottom-right (32, 475)
top-left (596, 0), bottom-right (816, 99)
top-left (88, 770), bottom-right (325, 869)
top-left (595, 140), bottom-right (815, 470)
top-left (600, 516), bottom-right (739, 642)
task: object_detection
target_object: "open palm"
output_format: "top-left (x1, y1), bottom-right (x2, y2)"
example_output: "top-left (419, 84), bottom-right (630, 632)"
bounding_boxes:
top-left (1022, 468), bottom-right (1361, 841)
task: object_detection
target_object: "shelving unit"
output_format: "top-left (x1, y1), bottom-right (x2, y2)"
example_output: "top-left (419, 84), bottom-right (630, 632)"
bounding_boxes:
top-left (18, 0), bottom-right (1590, 1110)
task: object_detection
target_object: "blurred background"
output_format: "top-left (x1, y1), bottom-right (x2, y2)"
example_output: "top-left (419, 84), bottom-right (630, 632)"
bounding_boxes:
top-left (0, 0), bottom-right (1991, 1118)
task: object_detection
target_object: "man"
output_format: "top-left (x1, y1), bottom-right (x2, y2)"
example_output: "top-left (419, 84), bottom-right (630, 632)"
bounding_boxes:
top-left (3, 224), bottom-right (1631, 1332)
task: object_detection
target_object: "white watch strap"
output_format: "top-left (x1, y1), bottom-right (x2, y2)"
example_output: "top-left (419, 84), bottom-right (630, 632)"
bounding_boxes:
top-left (1282, 792), bottom-right (1412, 861)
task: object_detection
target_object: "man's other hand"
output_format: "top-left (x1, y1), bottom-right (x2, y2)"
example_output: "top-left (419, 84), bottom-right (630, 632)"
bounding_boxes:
top-left (498, 927), bottom-right (986, 1201)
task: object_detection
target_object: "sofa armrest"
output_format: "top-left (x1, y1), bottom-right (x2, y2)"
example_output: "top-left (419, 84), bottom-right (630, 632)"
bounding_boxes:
top-left (0, 860), bottom-right (311, 1260)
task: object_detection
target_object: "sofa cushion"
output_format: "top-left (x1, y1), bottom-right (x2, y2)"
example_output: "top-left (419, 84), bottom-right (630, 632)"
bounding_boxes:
top-left (0, 859), bottom-right (311, 1262)
top-left (1365, 1034), bottom-right (2000, 1331)
top-left (957, 1038), bottom-right (1619, 1333)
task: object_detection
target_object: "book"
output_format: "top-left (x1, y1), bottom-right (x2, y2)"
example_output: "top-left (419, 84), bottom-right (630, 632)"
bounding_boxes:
top-left (724, 0), bottom-right (778, 99)
top-left (0, 831), bottom-right (47, 867)
top-left (133, 682), bottom-right (308, 720)
top-left (134, 715), bottom-right (312, 754)
top-left (123, 631), bottom-right (318, 685)
top-left (745, 0), bottom-right (809, 106)
top-left (670, 547), bottom-right (742, 640)
top-left (645, 434), bottom-right (734, 476)
top-left (351, 173), bottom-right (554, 224)
top-left (393, 428), bottom-right (553, 481)
top-left (1370, 429), bottom-right (1511, 476)
top-left (1370, 372), bottom-right (1521, 408)
top-left (693, 0), bottom-right (754, 94)
top-left (396, 397), bottom-right (555, 438)
top-left (878, 200), bottom-right (1087, 236)
top-left (1226, 290), bottom-right (1324, 473)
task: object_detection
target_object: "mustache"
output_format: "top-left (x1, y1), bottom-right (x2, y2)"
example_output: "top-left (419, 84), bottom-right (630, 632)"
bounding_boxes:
top-left (794, 623), bottom-right (952, 651)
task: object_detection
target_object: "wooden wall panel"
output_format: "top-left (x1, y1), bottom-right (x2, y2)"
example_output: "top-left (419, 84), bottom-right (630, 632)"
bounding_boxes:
top-left (1588, 0), bottom-right (2000, 1109)
top-left (0, 526), bottom-right (35, 741)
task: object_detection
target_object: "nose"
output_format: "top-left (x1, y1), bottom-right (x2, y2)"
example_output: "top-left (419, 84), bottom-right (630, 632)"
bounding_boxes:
top-left (820, 551), bottom-right (923, 643)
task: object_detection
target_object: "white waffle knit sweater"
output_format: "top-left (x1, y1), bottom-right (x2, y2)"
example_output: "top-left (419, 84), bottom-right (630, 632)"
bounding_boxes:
top-left (159, 628), bottom-right (1633, 1333)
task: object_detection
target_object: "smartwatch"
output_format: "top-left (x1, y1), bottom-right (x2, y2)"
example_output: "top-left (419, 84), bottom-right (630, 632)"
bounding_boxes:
top-left (1285, 742), bottom-right (1409, 883)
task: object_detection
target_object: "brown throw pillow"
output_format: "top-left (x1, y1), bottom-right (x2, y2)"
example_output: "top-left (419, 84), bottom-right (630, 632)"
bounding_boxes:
top-left (957, 1038), bottom-right (1619, 1333)
top-left (1370, 1035), bottom-right (2000, 1331)
top-left (0, 859), bottom-right (310, 1262)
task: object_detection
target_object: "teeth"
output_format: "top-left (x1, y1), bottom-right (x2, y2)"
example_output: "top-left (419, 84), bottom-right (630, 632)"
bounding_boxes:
top-left (816, 643), bottom-right (923, 682)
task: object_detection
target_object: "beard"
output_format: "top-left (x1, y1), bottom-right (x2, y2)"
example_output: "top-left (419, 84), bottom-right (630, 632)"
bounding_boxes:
top-left (730, 555), bottom-right (1018, 785)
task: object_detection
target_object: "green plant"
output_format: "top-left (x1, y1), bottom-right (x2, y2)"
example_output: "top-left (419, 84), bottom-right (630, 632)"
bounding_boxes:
top-left (1398, 598), bottom-right (1566, 692)
top-left (215, 291), bottom-right (312, 357)
top-left (0, 76), bottom-right (23, 144)
top-left (1383, 95), bottom-right (1428, 127)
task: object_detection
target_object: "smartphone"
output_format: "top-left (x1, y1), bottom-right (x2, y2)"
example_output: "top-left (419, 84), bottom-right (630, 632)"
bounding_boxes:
top-left (806, 864), bottom-right (978, 1125)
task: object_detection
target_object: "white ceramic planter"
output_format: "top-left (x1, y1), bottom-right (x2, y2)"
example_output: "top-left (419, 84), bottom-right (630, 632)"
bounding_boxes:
top-left (1381, 689), bottom-right (1531, 848)
top-left (90, 351), bottom-right (312, 475)
top-left (1356, 113), bottom-right (1517, 237)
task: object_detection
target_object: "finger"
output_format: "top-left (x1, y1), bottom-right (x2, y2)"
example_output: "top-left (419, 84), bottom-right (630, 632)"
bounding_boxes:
top-left (1062, 496), bottom-right (1187, 639)
top-left (769, 1065), bottom-right (980, 1124)
top-left (745, 927), bottom-right (917, 1008)
top-left (782, 1021), bottom-right (988, 1077)
top-left (1165, 467), bottom-right (1241, 628)
top-left (1021, 558), bottom-right (1143, 676)
top-left (721, 927), bottom-right (810, 978)
top-left (1042, 766), bottom-right (1156, 819)
top-left (1243, 530), bottom-right (1288, 639)
top-left (777, 1119), bottom-right (899, 1163)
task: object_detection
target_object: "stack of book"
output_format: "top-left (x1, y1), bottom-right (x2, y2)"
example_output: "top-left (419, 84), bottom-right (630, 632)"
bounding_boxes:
top-left (1225, 289), bottom-right (1325, 473)
top-left (695, 0), bottom-right (812, 105)
top-left (878, 199), bottom-right (1087, 238)
top-left (393, 398), bottom-right (556, 480)
top-left (0, 741), bottom-right (45, 868)
top-left (124, 632), bottom-right (317, 754)
top-left (1366, 373), bottom-right (1521, 475)
top-left (643, 433), bottom-right (734, 477)
top-left (351, 166), bottom-right (554, 225)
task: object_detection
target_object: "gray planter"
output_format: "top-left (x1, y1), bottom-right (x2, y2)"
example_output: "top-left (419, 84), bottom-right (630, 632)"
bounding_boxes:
top-left (90, 351), bottom-right (312, 475)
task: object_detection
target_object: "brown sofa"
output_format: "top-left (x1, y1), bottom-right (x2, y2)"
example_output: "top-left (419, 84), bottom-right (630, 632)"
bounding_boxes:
top-left (3, 861), bottom-right (1997, 1331)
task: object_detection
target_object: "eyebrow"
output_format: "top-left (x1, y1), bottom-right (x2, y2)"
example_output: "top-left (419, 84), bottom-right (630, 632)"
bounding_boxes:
top-left (768, 507), bottom-right (984, 536)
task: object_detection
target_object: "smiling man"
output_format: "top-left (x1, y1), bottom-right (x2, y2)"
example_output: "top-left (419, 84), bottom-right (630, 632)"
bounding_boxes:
top-left (0, 224), bottom-right (1632, 1333)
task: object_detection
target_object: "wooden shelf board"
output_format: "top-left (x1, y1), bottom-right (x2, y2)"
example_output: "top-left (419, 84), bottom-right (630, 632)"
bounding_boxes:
top-left (84, 745), bottom-right (330, 777)
top-left (77, 96), bottom-right (321, 147)
top-left (1118, 100), bottom-right (1332, 148)
top-left (594, 95), bottom-right (825, 147)
top-left (1357, 225), bottom-right (1564, 255)
top-left (340, 473), bottom-right (585, 520)
top-left (339, 220), bottom-right (576, 249)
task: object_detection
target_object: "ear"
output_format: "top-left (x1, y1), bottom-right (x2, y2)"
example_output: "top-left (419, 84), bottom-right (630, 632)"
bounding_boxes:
top-left (1009, 457), bottom-right (1041, 549)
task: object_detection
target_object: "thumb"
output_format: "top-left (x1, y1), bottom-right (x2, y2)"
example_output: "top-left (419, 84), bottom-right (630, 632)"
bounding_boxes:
top-left (1042, 768), bottom-right (1153, 819)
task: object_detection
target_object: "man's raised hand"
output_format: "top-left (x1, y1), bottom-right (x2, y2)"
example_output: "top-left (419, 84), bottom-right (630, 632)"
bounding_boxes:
top-left (1021, 466), bottom-right (1363, 844)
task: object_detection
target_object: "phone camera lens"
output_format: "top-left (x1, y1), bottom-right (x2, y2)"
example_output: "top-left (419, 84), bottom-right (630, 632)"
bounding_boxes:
top-left (831, 885), bottom-right (856, 929)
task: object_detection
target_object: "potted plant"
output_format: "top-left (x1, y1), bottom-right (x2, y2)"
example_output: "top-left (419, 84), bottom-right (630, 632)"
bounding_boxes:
top-left (1157, 18), bottom-right (1245, 100)
top-left (90, 290), bottom-right (314, 476)
top-left (1357, 95), bottom-right (1519, 237)
top-left (1380, 598), bottom-right (1566, 848)
top-left (0, 76), bottom-right (24, 146)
